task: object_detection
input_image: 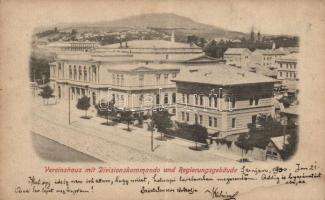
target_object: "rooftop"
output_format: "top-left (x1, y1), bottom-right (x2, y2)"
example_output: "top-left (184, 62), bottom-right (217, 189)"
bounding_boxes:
top-left (276, 53), bottom-right (298, 62)
top-left (224, 48), bottom-right (251, 55)
top-left (281, 105), bottom-right (298, 115)
top-left (253, 49), bottom-right (287, 55)
top-left (103, 63), bottom-right (180, 72)
top-left (270, 135), bottom-right (289, 151)
top-left (172, 64), bottom-right (278, 86)
top-left (101, 40), bottom-right (200, 49)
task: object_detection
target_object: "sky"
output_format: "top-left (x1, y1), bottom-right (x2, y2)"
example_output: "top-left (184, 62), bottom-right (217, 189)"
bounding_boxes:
top-left (7, 0), bottom-right (322, 35)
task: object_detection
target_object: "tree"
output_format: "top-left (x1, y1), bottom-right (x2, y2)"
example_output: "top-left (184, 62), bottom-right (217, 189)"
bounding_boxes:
top-left (120, 110), bottom-right (133, 131)
top-left (189, 124), bottom-right (208, 150)
top-left (39, 85), bottom-right (54, 105)
top-left (152, 110), bottom-right (172, 140)
top-left (281, 123), bottom-right (298, 160)
top-left (76, 96), bottom-right (91, 118)
top-left (235, 133), bottom-right (253, 160)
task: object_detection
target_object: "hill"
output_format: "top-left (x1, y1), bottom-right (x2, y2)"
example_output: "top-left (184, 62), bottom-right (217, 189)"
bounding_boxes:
top-left (51, 13), bottom-right (247, 40)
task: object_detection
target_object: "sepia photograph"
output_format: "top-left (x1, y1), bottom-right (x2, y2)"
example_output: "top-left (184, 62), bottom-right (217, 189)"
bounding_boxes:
top-left (30, 12), bottom-right (299, 163)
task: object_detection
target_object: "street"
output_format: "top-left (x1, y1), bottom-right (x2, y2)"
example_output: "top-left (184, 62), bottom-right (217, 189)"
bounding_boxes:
top-left (31, 97), bottom-right (233, 162)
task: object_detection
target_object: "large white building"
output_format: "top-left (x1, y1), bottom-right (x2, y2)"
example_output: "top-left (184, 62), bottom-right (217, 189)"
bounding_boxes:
top-left (49, 39), bottom-right (220, 114)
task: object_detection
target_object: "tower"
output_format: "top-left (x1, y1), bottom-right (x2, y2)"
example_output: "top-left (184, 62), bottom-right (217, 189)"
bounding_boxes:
top-left (257, 31), bottom-right (261, 42)
top-left (171, 29), bottom-right (175, 43)
top-left (250, 26), bottom-right (255, 42)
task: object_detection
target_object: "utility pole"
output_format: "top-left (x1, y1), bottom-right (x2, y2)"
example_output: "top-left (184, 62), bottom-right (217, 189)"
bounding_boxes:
top-left (151, 120), bottom-right (154, 152)
top-left (69, 87), bottom-right (71, 125)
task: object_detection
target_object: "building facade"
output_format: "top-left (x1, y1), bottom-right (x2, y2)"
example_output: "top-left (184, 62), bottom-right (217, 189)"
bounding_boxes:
top-left (173, 65), bottom-right (277, 138)
top-left (224, 48), bottom-right (252, 68)
top-left (276, 53), bottom-right (298, 81)
top-left (49, 39), bottom-right (220, 114)
top-left (252, 49), bottom-right (286, 69)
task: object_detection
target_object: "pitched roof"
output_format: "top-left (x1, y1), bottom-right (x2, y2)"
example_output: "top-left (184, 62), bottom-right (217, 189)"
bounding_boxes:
top-left (276, 53), bottom-right (298, 62)
top-left (102, 40), bottom-right (200, 49)
top-left (103, 63), bottom-right (180, 72)
top-left (245, 62), bottom-right (277, 77)
top-left (270, 135), bottom-right (289, 151)
top-left (172, 64), bottom-right (278, 86)
top-left (253, 49), bottom-right (286, 55)
top-left (224, 48), bottom-right (251, 55)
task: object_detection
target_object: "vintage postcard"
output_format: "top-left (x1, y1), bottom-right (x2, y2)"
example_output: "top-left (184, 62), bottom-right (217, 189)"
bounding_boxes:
top-left (0, 0), bottom-right (324, 199)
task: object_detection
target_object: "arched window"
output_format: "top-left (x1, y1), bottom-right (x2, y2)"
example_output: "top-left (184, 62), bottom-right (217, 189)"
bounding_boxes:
top-left (84, 66), bottom-right (87, 82)
top-left (79, 66), bottom-right (82, 80)
top-left (69, 65), bottom-right (72, 79)
top-left (73, 66), bottom-right (77, 80)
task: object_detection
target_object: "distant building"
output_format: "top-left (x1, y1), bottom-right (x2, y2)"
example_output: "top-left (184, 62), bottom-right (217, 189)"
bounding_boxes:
top-left (252, 49), bottom-right (287, 69)
top-left (47, 41), bottom-right (98, 52)
top-left (223, 48), bottom-right (252, 68)
top-left (172, 65), bottom-right (278, 138)
top-left (276, 53), bottom-right (298, 81)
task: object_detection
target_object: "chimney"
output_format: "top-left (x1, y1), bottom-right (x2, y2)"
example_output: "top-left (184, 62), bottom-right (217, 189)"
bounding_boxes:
top-left (171, 29), bottom-right (175, 43)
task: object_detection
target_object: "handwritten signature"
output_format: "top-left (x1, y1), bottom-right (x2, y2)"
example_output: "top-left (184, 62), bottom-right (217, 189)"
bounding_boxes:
top-left (204, 187), bottom-right (239, 200)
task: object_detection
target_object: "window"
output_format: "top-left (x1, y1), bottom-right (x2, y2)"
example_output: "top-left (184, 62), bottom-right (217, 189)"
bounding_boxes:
top-left (195, 95), bottom-right (198, 105)
top-left (156, 94), bottom-right (160, 105)
top-left (117, 74), bottom-right (120, 86)
top-left (249, 98), bottom-right (254, 106)
top-left (121, 74), bottom-right (124, 86)
top-left (84, 66), bottom-right (87, 81)
top-left (280, 63), bottom-right (282, 68)
top-left (79, 66), bottom-right (82, 80)
top-left (182, 112), bottom-right (185, 121)
top-left (186, 94), bottom-right (190, 104)
top-left (252, 115), bottom-right (257, 125)
top-left (214, 117), bottom-right (217, 127)
top-left (232, 118), bottom-right (236, 128)
top-left (172, 93), bottom-right (176, 103)
top-left (182, 93), bottom-right (185, 103)
top-left (156, 74), bottom-right (161, 85)
top-left (164, 73), bottom-right (168, 84)
top-left (200, 95), bottom-right (203, 106)
top-left (280, 71), bottom-right (282, 77)
top-left (228, 97), bottom-right (235, 109)
top-left (199, 115), bottom-right (203, 125)
top-left (209, 117), bottom-right (212, 126)
top-left (231, 98), bottom-right (236, 108)
top-left (73, 66), bottom-right (77, 80)
top-left (255, 98), bottom-right (259, 105)
top-left (69, 65), bottom-right (72, 79)
top-left (164, 94), bottom-right (168, 104)
top-left (58, 65), bottom-right (61, 79)
top-left (195, 114), bottom-right (198, 124)
top-left (139, 94), bottom-right (144, 105)
top-left (112, 74), bottom-right (115, 85)
top-left (209, 96), bottom-right (212, 107)
top-left (214, 97), bottom-right (218, 108)
top-left (186, 113), bottom-right (189, 122)
top-left (139, 74), bottom-right (144, 86)
top-left (172, 73), bottom-right (177, 78)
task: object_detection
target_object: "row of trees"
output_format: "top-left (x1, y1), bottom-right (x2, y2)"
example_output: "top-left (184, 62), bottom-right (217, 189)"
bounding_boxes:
top-left (39, 87), bottom-right (297, 157)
